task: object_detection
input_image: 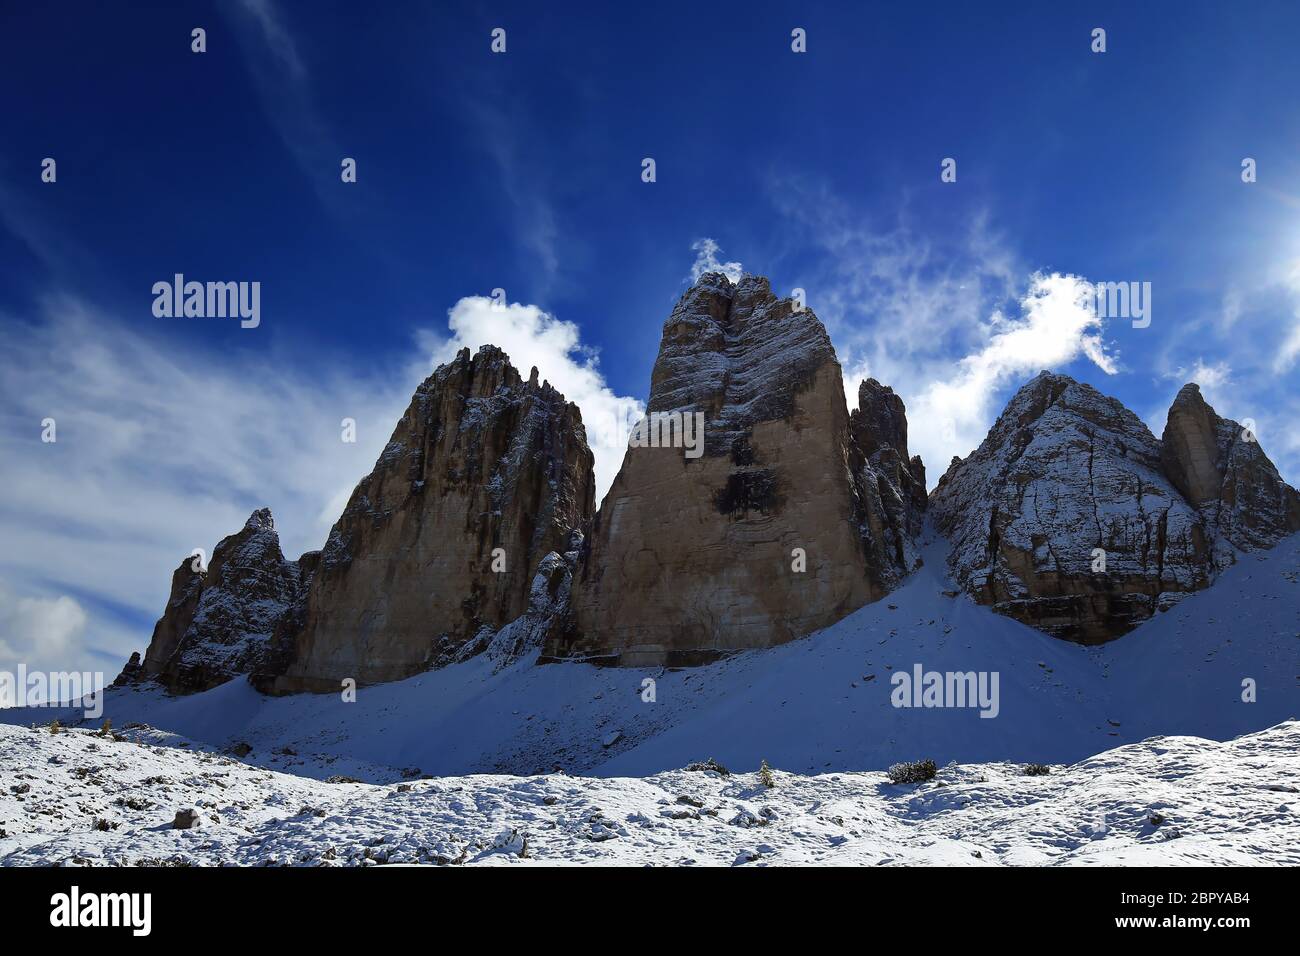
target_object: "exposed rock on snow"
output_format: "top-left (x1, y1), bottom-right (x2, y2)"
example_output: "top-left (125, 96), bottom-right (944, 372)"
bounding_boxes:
top-left (130, 348), bottom-right (595, 695)
top-left (130, 509), bottom-right (309, 693)
top-left (550, 273), bottom-right (922, 666)
top-left (274, 346), bottom-right (595, 691)
top-left (930, 372), bottom-right (1299, 642)
top-left (850, 378), bottom-right (928, 588)
top-left (172, 808), bottom-right (199, 830)
top-left (1161, 382), bottom-right (1300, 559)
top-left (3, 719), bottom-right (1295, 866)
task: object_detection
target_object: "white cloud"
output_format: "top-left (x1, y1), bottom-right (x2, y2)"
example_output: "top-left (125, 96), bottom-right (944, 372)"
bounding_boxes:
top-left (764, 176), bottom-right (1130, 484)
top-left (421, 296), bottom-right (644, 502)
top-left (844, 272), bottom-right (1117, 477)
top-left (1164, 358), bottom-right (1232, 394)
top-left (0, 585), bottom-right (89, 676)
top-left (0, 299), bottom-right (420, 676)
top-left (689, 238), bottom-right (744, 284)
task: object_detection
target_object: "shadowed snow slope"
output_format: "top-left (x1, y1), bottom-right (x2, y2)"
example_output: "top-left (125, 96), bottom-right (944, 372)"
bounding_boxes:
top-left (1, 720), bottom-right (1296, 866)
top-left (3, 529), bottom-right (1296, 780)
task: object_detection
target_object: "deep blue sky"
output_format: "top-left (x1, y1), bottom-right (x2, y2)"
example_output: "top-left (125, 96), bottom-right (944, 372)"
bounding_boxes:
top-left (2, 1), bottom-right (1298, 674)
top-left (5, 1), bottom-right (1298, 398)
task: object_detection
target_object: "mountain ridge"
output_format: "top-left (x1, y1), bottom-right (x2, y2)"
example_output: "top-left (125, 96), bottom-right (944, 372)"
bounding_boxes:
top-left (116, 273), bottom-right (1300, 696)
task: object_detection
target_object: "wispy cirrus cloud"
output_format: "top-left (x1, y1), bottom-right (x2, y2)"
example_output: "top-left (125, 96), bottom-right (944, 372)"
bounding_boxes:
top-left (457, 95), bottom-right (566, 294)
top-left (1276, 261), bottom-right (1300, 374)
top-left (222, 0), bottom-right (349, 210)
top-left (0, 298), bottom-right (416, 676)
top-left (765, 175), bottom-right (1117, 482)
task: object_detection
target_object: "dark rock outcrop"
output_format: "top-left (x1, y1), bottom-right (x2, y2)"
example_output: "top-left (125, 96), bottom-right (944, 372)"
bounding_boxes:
top-left (850, 378), bottom-right (928, 583)
top-left (138, 559), bottom-right (205, 679)
top-left (131, 509), bottom-right (308, 692)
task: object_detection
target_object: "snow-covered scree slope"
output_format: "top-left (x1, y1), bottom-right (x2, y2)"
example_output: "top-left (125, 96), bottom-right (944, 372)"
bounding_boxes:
top-left (7, 529), bottom-right (1295, 779)
top-left (2, 720), bottom-right (1296, 866)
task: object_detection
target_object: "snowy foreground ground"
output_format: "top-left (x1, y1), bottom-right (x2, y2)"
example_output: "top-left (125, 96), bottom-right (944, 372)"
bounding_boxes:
top-left (2, 719), bottom-right (1297, 866)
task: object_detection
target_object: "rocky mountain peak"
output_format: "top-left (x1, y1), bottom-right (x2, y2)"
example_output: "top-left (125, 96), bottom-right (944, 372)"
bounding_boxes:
top-left (546, 272), bottom-right (922, 666)
top-left (649, 272), bottom-right (836, 459)
top-left (1161, 381), bottom-right (1300, 556)
top-left (931, 371), bottom-right (1298, 642)
top-left (854, 378), bottom-right (911, 461)
top-left (123, 277), bottom-right (1299, 694)
top-left (127, 507), bottom-right (306, 692)
top-left (271, 345), bottom-right (595, 692)
top-left (128, 346), bottom-right (595, 696)
top-left (244, 507), bottom-right (274, 532)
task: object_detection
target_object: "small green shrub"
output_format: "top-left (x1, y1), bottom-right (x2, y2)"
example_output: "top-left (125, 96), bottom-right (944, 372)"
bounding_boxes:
top-left (685, 757), bottom-right (730, 777)
top-left (758, 759), bottom-right (776, 788)
top-left (887, 759), bottom-right (937, 784)
top-left (1023, 763), bottom-right (1051, 777)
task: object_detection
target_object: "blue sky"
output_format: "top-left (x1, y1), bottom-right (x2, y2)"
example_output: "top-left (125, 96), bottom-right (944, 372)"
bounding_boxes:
top-left (2, 0), bottom-right (1298, 679)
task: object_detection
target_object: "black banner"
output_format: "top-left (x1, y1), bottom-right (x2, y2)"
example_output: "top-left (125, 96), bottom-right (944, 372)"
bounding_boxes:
top-left (0, 865), bottom-right (1278, 942)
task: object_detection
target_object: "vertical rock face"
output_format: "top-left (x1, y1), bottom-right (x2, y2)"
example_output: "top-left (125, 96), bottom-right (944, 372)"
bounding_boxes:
top-left (272, 346), bottom-right (595, 691)
top-left (138, 559), bottom-right (206, 679)
top-left (850, 379), bottom-right (928, 582)
top-left (131, 509), bottom-right (309, 692)
top-left (1161, 383), bottom-right (1300, 558)
top-left (543, 273), bottom-right (922, 666)
top-left (930, 372), bottom-right (1299, 642)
